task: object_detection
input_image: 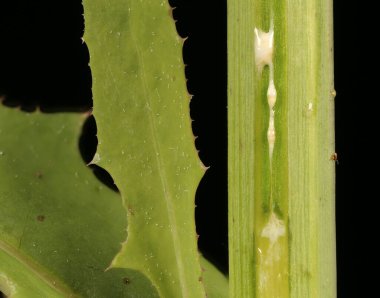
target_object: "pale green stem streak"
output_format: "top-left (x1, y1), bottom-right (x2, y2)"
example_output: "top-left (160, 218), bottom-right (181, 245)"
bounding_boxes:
top-left (228, 0), bottom-right (336, 297)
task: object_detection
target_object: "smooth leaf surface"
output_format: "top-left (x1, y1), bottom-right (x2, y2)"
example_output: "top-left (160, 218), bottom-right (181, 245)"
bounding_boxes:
top-left (200, 259), bottom-right (229, 298)
top-left (0, 106), bottom-right (159, 297)
top-left (0, 105), bottom-right (227, 297)
top-left (83, 1), bottom-right (210, 297)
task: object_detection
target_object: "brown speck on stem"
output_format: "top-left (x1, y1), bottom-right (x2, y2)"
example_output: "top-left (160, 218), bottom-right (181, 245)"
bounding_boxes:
top-left (330, 153), bottom-right (339, 164)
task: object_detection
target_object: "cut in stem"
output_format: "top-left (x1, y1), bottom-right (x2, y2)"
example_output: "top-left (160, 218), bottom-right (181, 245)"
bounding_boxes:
top-left (228, 0), bottom-right (336, 297)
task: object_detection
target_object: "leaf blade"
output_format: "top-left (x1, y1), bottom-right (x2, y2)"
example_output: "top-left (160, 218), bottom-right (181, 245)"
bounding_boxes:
top-left (0, 108), bottom-right (159, 297)
top-left (83, 1), bottom-right (207, 297)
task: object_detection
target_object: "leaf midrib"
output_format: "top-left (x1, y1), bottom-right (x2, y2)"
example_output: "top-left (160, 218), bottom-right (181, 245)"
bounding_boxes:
top-left (0, 239), bottom-right (77, 297)
top-left (128, 20), bottom-right (193, 297)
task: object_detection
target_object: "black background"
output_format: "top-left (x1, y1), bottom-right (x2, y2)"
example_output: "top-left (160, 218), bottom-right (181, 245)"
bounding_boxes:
top-left (0, 0), bottom-right (376, 297)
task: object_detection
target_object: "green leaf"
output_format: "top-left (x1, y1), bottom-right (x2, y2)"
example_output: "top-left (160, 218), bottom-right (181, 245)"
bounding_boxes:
top-left (200, 259), bottom-right (229, 298)
top-left (0, 105), bottom-right (227, 297)
top-left (0, 107), bottom-right (158, 297)
top-left (83, 0), bottom-right (209, 297)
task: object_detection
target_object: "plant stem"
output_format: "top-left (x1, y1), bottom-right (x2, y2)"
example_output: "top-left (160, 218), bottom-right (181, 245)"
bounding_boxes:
top-left (228, 0), bottom-right (336, 297)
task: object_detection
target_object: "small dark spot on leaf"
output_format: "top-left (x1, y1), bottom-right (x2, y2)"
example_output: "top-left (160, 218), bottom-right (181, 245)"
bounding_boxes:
top-left (198, 276), bottom-right (203, 282)
top-left (122, 277), bottom-right (130, 285)
top-left (37, 215), bottom-right (45, 222)
top-left (35, 171), bottom-right (43, 179)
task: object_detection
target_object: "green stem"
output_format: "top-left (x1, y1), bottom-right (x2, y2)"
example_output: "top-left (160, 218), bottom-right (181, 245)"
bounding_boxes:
top-left (228, 0), bottom-right (336, 297)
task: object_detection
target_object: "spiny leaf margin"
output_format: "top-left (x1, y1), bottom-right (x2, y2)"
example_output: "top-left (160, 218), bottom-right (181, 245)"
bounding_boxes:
top-left (83, 1), bottom-right (211, 297)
